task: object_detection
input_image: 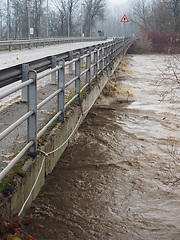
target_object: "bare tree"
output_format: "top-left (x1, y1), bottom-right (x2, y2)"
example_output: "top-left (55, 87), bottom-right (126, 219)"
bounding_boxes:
top-left (31, 0), bottom-right (46, 38)
top-left (167, 0), bottom-right (180, 31)
top-left (131, 0), bottom-right (151, 32)
top-left (154, 1), bottom-right (173, 32)
top-left (131, 0), bottom-right (180, 33)
top-left (83, 0), bottom-right (106, 37)
top-left (0, 3), bottom-right (6, 39)
top-left (51, 0), bottom-right (79, 36)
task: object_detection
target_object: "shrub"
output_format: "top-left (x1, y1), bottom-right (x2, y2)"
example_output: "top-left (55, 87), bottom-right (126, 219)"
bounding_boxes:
top-left (139, 31), bottom-right (180, 53)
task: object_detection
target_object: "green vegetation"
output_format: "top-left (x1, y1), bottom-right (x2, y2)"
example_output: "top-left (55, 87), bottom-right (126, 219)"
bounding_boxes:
top-left (0, 155), bottom-right (28, 197)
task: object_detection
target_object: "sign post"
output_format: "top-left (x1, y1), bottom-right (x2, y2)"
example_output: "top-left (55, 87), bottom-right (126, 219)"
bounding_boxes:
top-left (120, 15), bottom-right (129, 38)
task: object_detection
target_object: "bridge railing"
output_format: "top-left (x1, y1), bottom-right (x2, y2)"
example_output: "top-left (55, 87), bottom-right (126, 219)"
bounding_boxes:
top-left (0, 38), bottom-right (133, 180)
top-left (0, 37), bottom-right (106, 52)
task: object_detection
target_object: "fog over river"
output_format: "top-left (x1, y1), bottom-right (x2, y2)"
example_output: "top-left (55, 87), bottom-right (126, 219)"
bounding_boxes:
top-left (27, 54), bottom-right (180, 239)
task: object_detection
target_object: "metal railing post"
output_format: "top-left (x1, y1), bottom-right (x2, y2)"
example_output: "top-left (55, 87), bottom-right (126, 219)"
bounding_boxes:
top-left (68, 51), bottom-right (73, 74)
top-left (58, 60), bottom-right (65, 122)
top-left (94, 48), bottom-right (98, 79)
top-left (75, 54), bottom-right (81, 104)
top-left (99, 48), bottom-right (103, 73)
top-left (51, 56), bottom-right (57, 84)
top-left (112, 43), bottom-right (115, 60)
top-left (28, 70), bottom-right (37, 156)
top-left (80, 49), bottom-right (84, 68)
top-left (104, 45), bottom-right (107, 68)
top-left (107, 45), bottom-right (111, 64)
top-left (22, 64), bottom-right (29, 102)
top-left (86, 51), bottom-right (91, 90)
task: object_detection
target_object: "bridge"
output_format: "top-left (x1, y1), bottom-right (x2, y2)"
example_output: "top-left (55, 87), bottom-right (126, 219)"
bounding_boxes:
top-left (0, 38), bottom-right (134, 217)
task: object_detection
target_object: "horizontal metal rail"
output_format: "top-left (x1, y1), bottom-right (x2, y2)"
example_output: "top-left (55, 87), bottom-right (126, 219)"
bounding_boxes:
top-left (0, 79), bottom-right (34, 100)
top-left (0, 38), bottom-right (135, 180)
top-left (37, 111), bottom-right (62, 140)
top-left (64, 93), bottom-right (79, 109)
top-left (37, 65), bottom-right (62, 81)
top-left (37, 88), bottom-right (63, 110)
top-left (0, 141), bottom-right (34, 181)
top-left (0, 111), bottom-right (34, 141)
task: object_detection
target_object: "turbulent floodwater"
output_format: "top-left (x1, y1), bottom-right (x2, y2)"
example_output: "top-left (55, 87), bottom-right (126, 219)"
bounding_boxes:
top-left (27, 54), bottom-right (180, 239)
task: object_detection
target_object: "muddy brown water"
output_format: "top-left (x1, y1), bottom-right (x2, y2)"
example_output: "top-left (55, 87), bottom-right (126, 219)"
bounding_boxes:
top-left (27, 54), bottom-right (180, 239)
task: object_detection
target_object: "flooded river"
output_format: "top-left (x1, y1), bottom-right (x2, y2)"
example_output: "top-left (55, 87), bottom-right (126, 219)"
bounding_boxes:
top-left (27, 54), bottom-right (180, 239)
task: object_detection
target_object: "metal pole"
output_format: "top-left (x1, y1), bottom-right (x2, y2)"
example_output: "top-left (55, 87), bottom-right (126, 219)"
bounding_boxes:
top-left (68, 0), bottom-right (70, 37)
top-left (51, 56), bottom-right (57, 84)
top-left (81, 2), bottom-right (84, 38)
top-left (22, 64), bottom-right (29, 102)
top-left (28, 0), bottom-right (30, 40)
top-left (75, 54), bottom-right (80, 104)
top-left (99, 48), bottom-right (103, 72)
top-left (80, 48), bottom-right (84, 67)
top-left (104, 45), bottom-right (107, 67)
top-left (7, 0), bottom-right (10, 40)
top-left (28, 70), bottom-right (37, 156)
top-left (58, 60), bottom-right (65, 122)
top-left (47, 0), bottom-right (49, 38)
top-left (90, 17), bottom-right (92, 37)
top-left (86, 51), bottom-right (91, 90)
top-left (68, 51), bottom-right (73, 74)
top-left (124, 22), bottom-right (126, 39)
top-left (94, 48), bottom-right (97, 78)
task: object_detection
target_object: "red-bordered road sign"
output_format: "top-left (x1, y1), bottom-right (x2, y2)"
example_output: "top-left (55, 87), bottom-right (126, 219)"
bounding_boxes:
top-left (121, 15), bottom-right (129, 22)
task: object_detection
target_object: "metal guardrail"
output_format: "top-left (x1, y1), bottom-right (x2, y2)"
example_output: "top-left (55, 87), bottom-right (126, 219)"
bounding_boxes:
top-left (0, 38), bottom-right (134, 180)
top-left (0, 37), bottom-right (106, 52)
top-left (0, 38), bottom-right (108, 89)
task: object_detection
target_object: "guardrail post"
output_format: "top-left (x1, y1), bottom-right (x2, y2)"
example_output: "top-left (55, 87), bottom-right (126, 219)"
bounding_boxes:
top-left (28, 70), bottom-right (37, 156)
top-left (22, 64), bottom-right (29, 102)
top-left (107, 45), bottom-right (111, 64)
top-left (68, 51), bottom-right (73, 74)
top-left (51, 56), bottom-right (57, 84)
top-left (94, 48), bottom-right (98, 79)
top-left (113, 42), bottom-right (116, 59)
top-left (113, 42), bottom-right (116, 58)
top-left (99, 48), bottom-right (103, 73)
top-left (104, 45), bottom-right (107, 68)
top-left (80, 49), bottom-right (84, 68)
top-left (75, 54), bottom-right (80, 104)
top-left (86, 51), bottom-right (91, 90)
top-left (58, 60), bottom-right (65, 122)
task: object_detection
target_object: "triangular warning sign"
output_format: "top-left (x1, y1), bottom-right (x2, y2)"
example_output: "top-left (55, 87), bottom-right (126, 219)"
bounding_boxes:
top-left (120, 15), bottom-right (129, 22)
